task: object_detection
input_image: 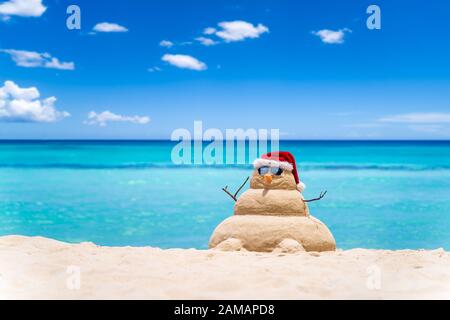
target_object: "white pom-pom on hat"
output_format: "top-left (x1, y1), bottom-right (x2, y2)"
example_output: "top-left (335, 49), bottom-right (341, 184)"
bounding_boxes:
top-left (297, 181), bottom-right (306, 192)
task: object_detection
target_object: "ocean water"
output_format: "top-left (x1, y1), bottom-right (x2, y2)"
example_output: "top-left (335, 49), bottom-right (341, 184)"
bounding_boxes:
top-left (1, 140), bottom-right (450, 250)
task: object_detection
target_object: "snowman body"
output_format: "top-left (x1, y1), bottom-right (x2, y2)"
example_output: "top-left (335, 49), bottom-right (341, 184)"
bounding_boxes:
top-left (209, 163), bottom-right (336, 252)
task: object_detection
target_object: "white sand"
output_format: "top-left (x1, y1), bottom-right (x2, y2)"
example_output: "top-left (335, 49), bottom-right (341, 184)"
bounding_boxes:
top-left (1, 235), bottom-right (449, 300)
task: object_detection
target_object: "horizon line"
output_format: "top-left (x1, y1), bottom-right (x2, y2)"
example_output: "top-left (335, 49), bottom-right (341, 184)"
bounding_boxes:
top-left (1, 139), bottom-right (450, 142)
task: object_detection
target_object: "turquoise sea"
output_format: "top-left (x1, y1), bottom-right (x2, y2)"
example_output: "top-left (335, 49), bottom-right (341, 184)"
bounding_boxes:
top-left (1, 140), bottom-right (450, 250)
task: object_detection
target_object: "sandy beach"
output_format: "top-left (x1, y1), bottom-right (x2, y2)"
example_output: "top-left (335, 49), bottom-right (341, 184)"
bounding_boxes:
top-left (1, 235), bottom-right (449, 300)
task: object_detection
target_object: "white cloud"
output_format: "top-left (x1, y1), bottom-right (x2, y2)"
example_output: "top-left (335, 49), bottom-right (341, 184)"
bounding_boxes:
top-left (379, 113), bottom-right (450, 123)
top-left (162, 54), bottom-right (207, 71)
top-left (212, 20), bottom-right (269, 42)
top-left (147, 66), bottom-right (161, 73)
top-left (195, 37), bottom-right (218, 46)
top-left (408, 125), bottom-right (444, 133)
top-left (344, 123), bottom-right (385, 128)
top-left (0, 0), bottom-right (46, 18)
top-left (1, 49), bottom-right (75, 70)
top-left (159, 40), bottom-right (174, 48)
top-left (44, 57), bottom-right (74, 70)
top-left (0, 80), bottom-right (69, 122)
top-left (312, 28), bottom-right (351, 44)
top-left (203, 27), bottom-right (216, 35)
top-left (93, 22), bottom-right (128, 33)
top-left (85, 111), bottom-right (150, 127)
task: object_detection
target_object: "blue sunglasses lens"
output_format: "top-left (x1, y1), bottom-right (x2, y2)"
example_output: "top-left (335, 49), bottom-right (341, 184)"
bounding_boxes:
top-left (258, 166), bottom-right (283, 175)
top-left (258, 167), bottom-right (270, 175)
top-left (271, 167), bottom-right (283, 175)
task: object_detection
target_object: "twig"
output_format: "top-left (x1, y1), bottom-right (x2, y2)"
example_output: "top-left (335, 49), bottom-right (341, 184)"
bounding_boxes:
top-left (222, 176), bottom-right (249, 202)
top-left (222, 186), bottom-right (237, 202)
top-left (234, 176), bottom-right (249, 198)
top-left (303, 190), bottom-right (327, 203)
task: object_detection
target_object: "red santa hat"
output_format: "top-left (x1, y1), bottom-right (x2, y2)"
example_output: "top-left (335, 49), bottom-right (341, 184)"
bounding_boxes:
top-left (253, 151), bottom-right (306, 192)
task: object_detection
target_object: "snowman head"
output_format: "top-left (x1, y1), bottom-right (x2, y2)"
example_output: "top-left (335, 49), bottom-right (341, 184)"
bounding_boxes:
top-left (251, 152), bottom-right (306, 192)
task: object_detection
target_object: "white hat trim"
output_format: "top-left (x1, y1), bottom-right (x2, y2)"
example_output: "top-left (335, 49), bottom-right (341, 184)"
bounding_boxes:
top-left (253, 158), bottom-right (293, 171)
top-left (297, 181), bottom-right (306, 192)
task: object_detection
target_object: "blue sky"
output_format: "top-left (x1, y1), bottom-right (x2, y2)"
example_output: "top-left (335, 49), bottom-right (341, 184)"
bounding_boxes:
top-left (0, 0), bottom-right (449, 139)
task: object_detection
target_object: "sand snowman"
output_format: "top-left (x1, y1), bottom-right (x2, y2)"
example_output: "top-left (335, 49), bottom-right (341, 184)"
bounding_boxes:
top-left (209, 151), bottom-right (336, 253)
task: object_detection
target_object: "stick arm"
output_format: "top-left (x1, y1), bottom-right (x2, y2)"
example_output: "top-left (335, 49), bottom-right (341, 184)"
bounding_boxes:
top-left (303, 190), bottom-right (327, 203)
top-left (221, 176), bottom-right (250, 202)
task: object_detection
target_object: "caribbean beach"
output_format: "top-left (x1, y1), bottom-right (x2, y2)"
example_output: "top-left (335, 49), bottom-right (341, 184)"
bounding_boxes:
top-left (1, 236), bottom-right (449, 300)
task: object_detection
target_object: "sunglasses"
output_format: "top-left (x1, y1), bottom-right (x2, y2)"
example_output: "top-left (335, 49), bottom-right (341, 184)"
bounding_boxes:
top-left (258, 166), bottom-right (283, 176)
